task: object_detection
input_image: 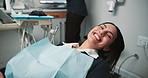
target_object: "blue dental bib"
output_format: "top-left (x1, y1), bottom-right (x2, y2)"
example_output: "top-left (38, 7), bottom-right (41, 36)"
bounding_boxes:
top-left (5, 38), bottom-right (93, 78)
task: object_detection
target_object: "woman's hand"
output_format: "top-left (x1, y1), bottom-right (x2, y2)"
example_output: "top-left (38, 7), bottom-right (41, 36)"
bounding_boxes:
top-left (0, 72), bottom-right (4, 78)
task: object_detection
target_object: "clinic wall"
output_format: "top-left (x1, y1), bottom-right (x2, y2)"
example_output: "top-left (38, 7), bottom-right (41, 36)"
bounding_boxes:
top-left (85, 0), bottom-right (148, 78)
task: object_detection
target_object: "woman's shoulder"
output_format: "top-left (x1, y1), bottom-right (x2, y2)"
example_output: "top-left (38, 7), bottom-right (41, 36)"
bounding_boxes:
top-left (94, 57), bottom-right (108, 63)
top-left (86, 58), bottom-right (110, 78)
top-left (91, 57), bottom-right (110, 69)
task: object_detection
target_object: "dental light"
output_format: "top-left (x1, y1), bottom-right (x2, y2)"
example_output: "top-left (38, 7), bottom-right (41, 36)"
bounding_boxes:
top-left (107, 0), bottom-right (124, 12)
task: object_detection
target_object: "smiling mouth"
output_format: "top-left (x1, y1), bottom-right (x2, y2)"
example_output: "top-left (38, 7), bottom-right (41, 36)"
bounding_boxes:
top-left (94, 33), bottom-right (100, 41)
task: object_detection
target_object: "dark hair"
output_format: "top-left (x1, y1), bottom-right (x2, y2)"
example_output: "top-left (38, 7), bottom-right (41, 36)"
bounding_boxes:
top-left (29, 10), bottom-right (47, 16)
top-left (97, 22), bottom-right (125, 70)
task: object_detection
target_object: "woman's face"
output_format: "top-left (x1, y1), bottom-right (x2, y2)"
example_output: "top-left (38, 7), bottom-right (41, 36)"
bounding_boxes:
top-left (87, 24), bottom-right (117, 50)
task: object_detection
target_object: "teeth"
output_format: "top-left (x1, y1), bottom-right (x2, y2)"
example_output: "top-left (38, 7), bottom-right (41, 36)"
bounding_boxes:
top-left (94, 34), bottom-right (100, 41)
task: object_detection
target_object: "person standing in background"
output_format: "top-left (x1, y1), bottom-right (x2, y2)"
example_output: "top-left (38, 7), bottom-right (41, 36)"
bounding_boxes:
top-left (65, 0), bottom-right (88, 43)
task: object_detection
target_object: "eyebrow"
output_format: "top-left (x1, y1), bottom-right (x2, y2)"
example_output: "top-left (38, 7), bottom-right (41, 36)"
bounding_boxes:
top-left (103, 24), bottom-right (115, 39)
top-left (103, 24), bottom-right (107, 28)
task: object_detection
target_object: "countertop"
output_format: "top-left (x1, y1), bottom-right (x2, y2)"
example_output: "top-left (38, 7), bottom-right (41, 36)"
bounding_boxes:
top-left (5, 8), bottom-right (67, 13)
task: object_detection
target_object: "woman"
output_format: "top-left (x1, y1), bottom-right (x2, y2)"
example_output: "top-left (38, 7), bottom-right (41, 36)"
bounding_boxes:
top-left (86, 22), bottom-right (124, 78)
top-left (0, 22), bottom-right (124, 78)
top-left (63, 22), bottom-right (125, 78)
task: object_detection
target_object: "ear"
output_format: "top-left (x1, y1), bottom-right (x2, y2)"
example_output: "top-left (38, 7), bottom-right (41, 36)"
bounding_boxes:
top-left (103, 47), bottom-right (111, 51)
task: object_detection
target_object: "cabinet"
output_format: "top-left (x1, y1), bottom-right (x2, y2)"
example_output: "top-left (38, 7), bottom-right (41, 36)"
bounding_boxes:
top-left (45, 11), bottom-right (67, 19)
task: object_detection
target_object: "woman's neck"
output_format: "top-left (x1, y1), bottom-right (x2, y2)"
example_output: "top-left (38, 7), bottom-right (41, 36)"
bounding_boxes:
top-left (77, 40), bottom-right (93, 49)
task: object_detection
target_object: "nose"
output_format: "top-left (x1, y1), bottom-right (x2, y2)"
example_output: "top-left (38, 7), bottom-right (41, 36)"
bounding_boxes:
top-left (100, 30), bottom-right (105, 37)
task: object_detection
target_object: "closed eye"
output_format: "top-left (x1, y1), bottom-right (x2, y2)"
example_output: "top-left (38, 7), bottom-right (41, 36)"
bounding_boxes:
top-left (106, 32), bottom-right (113, 40)
top-left (99, 24), bottom-right (114, 39)
top-left (107, 33), bottom-right (112, 39)
top-left (100, 26), bottom-right (105, 29)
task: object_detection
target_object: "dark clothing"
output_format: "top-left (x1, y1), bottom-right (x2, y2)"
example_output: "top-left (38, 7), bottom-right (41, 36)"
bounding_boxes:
top-left (65, 0), bottom-right (88, 43)
top-left (65, 13), bottom-right (85, 43)
top-left (81, 52), bottom-right (110, 78)
top-left (66, 0), bottom-right (88, 16)
top-left (86, 58), bottom-right (110, 78)
top-left (0, 67), bottom-right (6, 78)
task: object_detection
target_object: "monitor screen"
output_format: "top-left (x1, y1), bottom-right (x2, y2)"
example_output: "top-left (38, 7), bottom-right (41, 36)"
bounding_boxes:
top-left (40, 0), bottom-right (66, 4)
